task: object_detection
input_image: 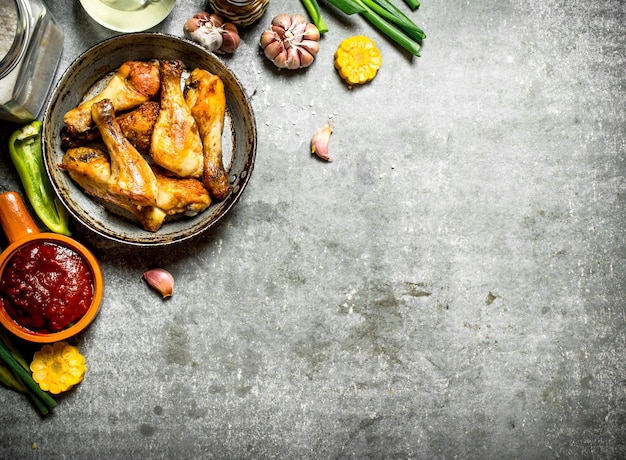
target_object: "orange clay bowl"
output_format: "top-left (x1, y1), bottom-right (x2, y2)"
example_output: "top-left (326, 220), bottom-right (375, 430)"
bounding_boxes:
top-left (0, 192), bottom-right (104, 343)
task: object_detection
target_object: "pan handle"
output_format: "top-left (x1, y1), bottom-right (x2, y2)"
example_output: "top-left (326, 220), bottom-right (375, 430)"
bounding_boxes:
top-left (0, 192), bottom-right (40, 244)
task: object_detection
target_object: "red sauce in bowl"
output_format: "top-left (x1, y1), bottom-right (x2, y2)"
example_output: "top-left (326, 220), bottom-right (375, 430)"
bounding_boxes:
top-left (0, 241), bottom-right (94, 333)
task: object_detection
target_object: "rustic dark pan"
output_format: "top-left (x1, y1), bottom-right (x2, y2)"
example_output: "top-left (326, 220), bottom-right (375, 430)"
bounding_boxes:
top-left (43, 33), bottom-right (256, 246)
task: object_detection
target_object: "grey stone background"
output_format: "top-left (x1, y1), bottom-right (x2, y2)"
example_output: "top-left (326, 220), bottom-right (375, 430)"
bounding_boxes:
top-left (0, 0), bottom-right (625, 458)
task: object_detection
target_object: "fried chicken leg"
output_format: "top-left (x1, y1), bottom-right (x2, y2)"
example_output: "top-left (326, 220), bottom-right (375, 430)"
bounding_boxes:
top-left (184, 68), bottom-right (232, 200)
top-left (60, 146), bottom-right (158, 227)
top-left (150, 60), bottom-right (204, 178)
top-left (117, 101), bottom-right (160, 154)
top-left (91, 99), bottom-right (159, 208)
top-left (62, 148), bottom-right (211, 232)
top-left (61, 101), bottom-right (160, 153)
top-left (63, 60), bottom-right (161, 136)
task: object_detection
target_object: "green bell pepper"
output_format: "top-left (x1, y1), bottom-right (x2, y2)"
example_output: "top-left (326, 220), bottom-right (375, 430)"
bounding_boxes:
top-left (8, 120), bottom-right (71, 235)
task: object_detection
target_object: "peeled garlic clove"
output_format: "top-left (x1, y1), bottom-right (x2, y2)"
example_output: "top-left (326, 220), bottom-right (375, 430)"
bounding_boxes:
top-left (143, 268), bottom-right (174, 298)
top-left (311, 123), bottom-right (333, 161)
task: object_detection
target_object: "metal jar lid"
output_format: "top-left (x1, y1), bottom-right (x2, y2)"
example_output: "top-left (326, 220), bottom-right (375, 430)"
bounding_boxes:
top-left (0, 0), bottom-right (30, 79)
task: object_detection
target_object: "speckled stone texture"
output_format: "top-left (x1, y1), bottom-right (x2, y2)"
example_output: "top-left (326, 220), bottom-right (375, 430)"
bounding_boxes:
top-left (0, 0), bottom-right (625, 458)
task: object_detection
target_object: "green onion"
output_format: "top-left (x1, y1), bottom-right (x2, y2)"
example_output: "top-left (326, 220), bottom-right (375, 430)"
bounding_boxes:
top-left (0, 328), bottom-right (29, 373)
top-left (326, 0), bottom-right (422, 56)
top-left (360, 5), bottom-right (421, 55)
top-left (301, 0), bottom-right (329, 33)
top-left (0, 331), bottom-right (57, 415)
top-left (0, 363), bottom-right (27, 393)
top-left (325, 0), bottom-right (366, 14)
top-left (403, 0), bottom-right (420, 10)
top-left (368, 0), bottom-right (426, 41)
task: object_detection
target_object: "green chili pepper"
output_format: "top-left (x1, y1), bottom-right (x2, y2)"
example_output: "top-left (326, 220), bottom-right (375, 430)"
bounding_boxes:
top-left (8, 120), bottom-right (71, 235)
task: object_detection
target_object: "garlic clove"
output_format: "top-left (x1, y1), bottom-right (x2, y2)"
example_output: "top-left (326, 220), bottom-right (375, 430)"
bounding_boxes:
top-left (298, 49), bottom-right (315, 68)
top-left (291, 22), bottom-right (307, 40)
top-left (311, 123), bottom-right (333, 161)
top-left (285, 46), bottom-right (301, 69)
top-left (195, 12), bottom-right (212, 23)
top-left (299, 40), bottom-right (320, 57)
top-left (260, 30), bottom-right (278, 51)
top-left (272, 13), bottom-right (292, 31)
top-left (220, 28), bottom-right (241, 54)
top-left (183, 17), bottom-right (203, 34)
top-left (143, 268), bottom-right (174, 298)
top-left (272, 50), bottom-right (289, 69)
top-left (209, 13), bottom-right (224, 28)
top-left (304, 23), bottom-right (320, 41)
top-left (290, 14), bottom-right (308, 27)
top-left (263, 40), bottom-right (284, 61)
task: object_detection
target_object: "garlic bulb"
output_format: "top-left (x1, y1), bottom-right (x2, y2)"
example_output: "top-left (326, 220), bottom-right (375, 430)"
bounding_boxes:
top-left (311, 123), bottom-right (333, 161)
top-left (259, 14), bottom-right (320, 69)
top-left (184, 12), bottom-right (241, 54)
top-left (143, 268), bottom-right (174, 298)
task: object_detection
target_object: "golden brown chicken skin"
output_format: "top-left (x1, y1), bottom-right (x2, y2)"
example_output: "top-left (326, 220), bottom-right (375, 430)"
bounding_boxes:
top-left (61, 101), bottom-right (160, 152)
top-left (184, 68), bottom-right (231, 201)
top-left (63, 60), bottom-right (161, 136)
top-left (62, 149), bottom-right (211, 232)
top-left (61, 146), bottom-right (166, 232)
top-left (150, 60), bottom-right (204, 178)
top-left (117, 101), bottom-right (160, 154)
top-left (151, 166), bottom-right (211, 217)
top-left (91, 99), bottom-right (159, 208)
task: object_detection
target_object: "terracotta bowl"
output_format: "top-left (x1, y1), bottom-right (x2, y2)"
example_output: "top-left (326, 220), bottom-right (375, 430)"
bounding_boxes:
top-left (0, 192), bottom-right (104, 343)
top-left (42, 33), bottom-right (256, 246)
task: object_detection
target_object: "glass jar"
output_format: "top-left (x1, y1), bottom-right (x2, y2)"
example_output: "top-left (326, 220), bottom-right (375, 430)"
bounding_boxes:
top-left (0, 0), bottom-right (63, 123)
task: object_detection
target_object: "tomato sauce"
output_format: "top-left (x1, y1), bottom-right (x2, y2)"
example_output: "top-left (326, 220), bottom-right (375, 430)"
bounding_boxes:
top-left (0, 241), bottom-right (94, 333)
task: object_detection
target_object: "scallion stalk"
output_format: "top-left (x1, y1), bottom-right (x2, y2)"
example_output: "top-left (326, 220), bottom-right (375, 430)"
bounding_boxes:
top-left (403, 0), bottom-right (420, 10)
top-left (357, 1), bottom-right (421, 56)
top-left (327, 0), bottom-right (422, 56)
top-left (368, 0), bottom-right (426, 41)
top-left (0, 363), bottom-right (27, 393)
top-left (0, 333), bottom-right (57, 414)
top-left (300, 0), bottom-right (329, 33)
top-left (0, 328), bottom-right (29, 372)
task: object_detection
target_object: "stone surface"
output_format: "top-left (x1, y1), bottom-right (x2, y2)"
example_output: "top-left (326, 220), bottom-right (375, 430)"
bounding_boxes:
top-left (0, 0), bottom-right (625, 458)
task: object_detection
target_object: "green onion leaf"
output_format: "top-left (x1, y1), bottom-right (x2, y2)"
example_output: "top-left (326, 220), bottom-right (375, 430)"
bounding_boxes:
top-left (360, 6), bottom-right (421, 56)
top-left (0, 333), bottom-right (57, 415)
top-left (368, 0), bottom-right (426, 41)
top-left (326, 0), bottom-right (367, 15)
